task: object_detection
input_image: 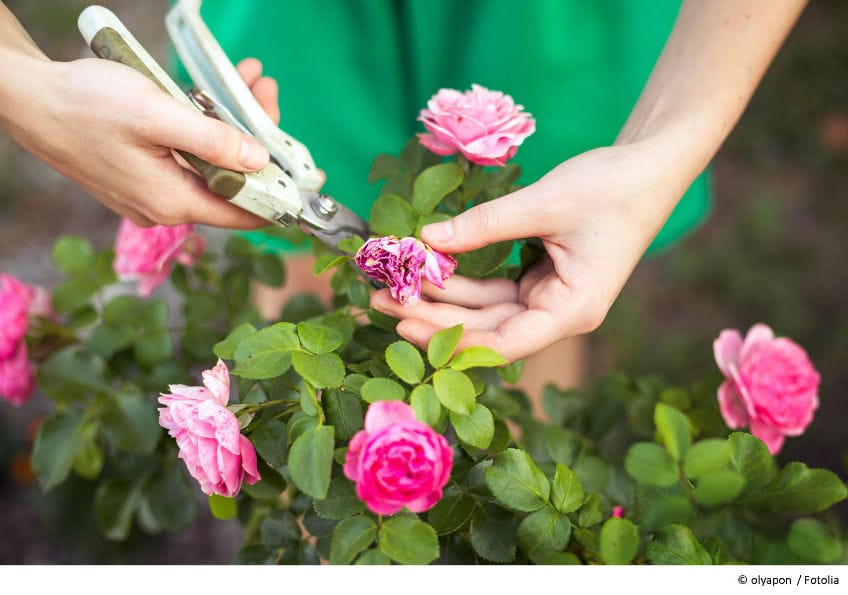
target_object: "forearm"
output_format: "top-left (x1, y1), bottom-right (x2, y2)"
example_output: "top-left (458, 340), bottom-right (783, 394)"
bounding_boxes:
top-left (617, 0), bottom-right (806, 200)
top-left (0, 3), bottom-right (51, 119)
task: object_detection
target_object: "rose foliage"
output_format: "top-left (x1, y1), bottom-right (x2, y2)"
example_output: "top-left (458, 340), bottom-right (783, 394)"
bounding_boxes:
top-left (2, 86), bottom-right (845, 564)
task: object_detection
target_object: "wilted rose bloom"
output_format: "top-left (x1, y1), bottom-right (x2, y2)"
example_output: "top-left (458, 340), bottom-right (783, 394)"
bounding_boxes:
top-left (418, 84), bottom-right (535, 167)
top-left (355, 236), bottom-right (456, 306)
top-left (0, 343), bottom-right (35, 406)
top-left (113, 218), bottom-right (205, 297)
top-left (344, 400), bottom-right (452, 515)
top-left (158, 359), bottom-right (260, 497)
top-left (714, 324), bottom-right (820, 454)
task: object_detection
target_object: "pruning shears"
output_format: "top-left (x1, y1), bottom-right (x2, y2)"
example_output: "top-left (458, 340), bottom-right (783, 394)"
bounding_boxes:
top-left (78, 1), bottom-right (370, 252)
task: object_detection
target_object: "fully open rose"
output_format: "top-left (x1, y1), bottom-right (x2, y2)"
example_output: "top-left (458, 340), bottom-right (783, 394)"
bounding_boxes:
top-left (344, 400), bottom-right (452, 515)
top-left (158, 359), bottom-right (260, 497)
top-left (714, 324), bottom-right (820, 454)
top-left (418, 84), bottom-right (535, 166)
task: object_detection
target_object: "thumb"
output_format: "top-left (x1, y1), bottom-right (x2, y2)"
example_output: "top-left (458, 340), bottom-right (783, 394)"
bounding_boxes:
top-left (421, 186), bottom-right (554, 253)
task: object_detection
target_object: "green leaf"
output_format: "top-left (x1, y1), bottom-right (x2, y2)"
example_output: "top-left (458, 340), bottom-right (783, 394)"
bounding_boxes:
top-left (654, 403), bottom-right (691, 461)
top-left (95, 479), bottom-right (142, 541)
top-left (427, 486), bottom-right (475, 535)
top-left (787, 518), bottom-right (842, 563)
top-left (37, 347), bottom-right (110, 403)
top-left (337, 236), bottom-right (365, 255)
top-left (213, 322), bottom-right (257, 360)
top-left (470, 505), bottom-right (518, 563)
top-left (368, 153), bottom-right (402, 183)
top-left (379, 515), bottom-right (439, 565)
top-left (485, 448), bottom-right (550, 512)
top-left (232, 323), bottom-right (298, 379)
top-left (385, 341), bottom-right (425, 384)
top-left (643, 494), bottom-right (693, 531)
top-left (577, 493), bottom-right (604, 528)
top-left (133, 331), bottom-right (173, 366)
top-left (323, 390), bottom-right (364, 440)
top-left (87, 324), bottom-right (135, 358)
top-left (646, 524), bottom-right (712, 565)
top-left (360, 377), bottom-right (406, 403)
top-left (600, 517), bottom-right (639, 565)
top-left (209, 495), bottom-right (238, 520)
top-left (31, 409), bottom-right (87, 490)
top-left (728, 432), bottom-right (776, 497)
top-left (683, 439), bottom-right (732, 479)
top-left (550, 464), bottom-right (584, 513)
top-left (71, 420), bottom-right (103, 479)
top-left (143, 464), bottom-right (196, 532)
top-left (330, 516), bottom-right (377, 565)
top-left (250, 252), bottom-right (286, 287)
top-left (356, 549), bottom-right (391, 565)
top-left (297, 321), bottom-right (344, 354)
top-left (369, 193), bottom-right (418, 237)
top-left (292, 351), bottom-right (346, 388)
top-left (498, 359), bottom-right (524, 384)
top-left (249, 419), bottom-right (288, 467)
top-left (449, 346), bottom-right (508, 371)
top-left (52, 235), bottom-right (96, 275)
top-left (544, 426), bottom-right (581, 466)
top-left (281, 293), bottom-right (326, 322)
top-left (288, 425), bottom-right (335, 499)
top-left (757, 462), bottom-right (848, 514)
top-left (450, 403), bottom-right (494, 449)
top-left (694, 470), bottom-right (744, 506)
top-left (347, 281), bottom-right (371, 309)
top-left (433, 369), bottom-right (475, 415)
top-left (427, 324), bottom-right (463, 368)
top-left (314, 477), bottom-right (366, 520)
top-left (624, 442), bottom-right (679, 488)
top-left (455, 242), bottom-right (512, 278)
top-left (260, 510), bottom-right (301, 547)
top-left (100, 386), bottom-right (161, 454)
top-left (411, 163), bottom-right (463, 215)
top-left (410, 384), bottom-right (442, 427)
top-left (517, 507), bottom-right (572, 562)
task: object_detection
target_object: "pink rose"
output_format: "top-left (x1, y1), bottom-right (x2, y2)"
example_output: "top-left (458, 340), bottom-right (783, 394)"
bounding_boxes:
top-left (0, 343), bottom-right (35, 406)
top-left (354, 236), bottom-right (456, 306)
top-left (0, 273), bottom-right (35, 359)
top-left (611, 506), bottom-right (624, 518)
top-left (344, 401), bottom-right (452, 515)
top-left (113, 218), bottom-right (205, 297)
top-left (158, 359), bottom-right (260, 497)
top-left (418, 84), bottom-right (535, 167)
top-left (714, 324), bottom-right (820, 454)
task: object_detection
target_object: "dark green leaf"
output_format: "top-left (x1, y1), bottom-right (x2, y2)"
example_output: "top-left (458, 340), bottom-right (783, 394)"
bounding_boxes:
top-left (600, 517), bottom-right (639, 565)
top-left (213, 322), bottom-right (257, 360)
top-left (646, 524), bottom-right (712, 565)
top-left (297, 321), bottom-right (345, 354)
top-left (470, 505), bottom-right (518, 563)
top-left (360, 377), bottom-right (406, 403)
top-left (411, 163), bottom-right (463, 215)
top-left (624, 442), bottom-right (679, 488)
top-left (250, 252), bottom-right (286, 287)
top-left (683, 439), bottom-right (732, 479)
top-left (728, 432), bottom-right (776, 498)
top-left (410, 384), bottom-right (441, 427)
top-left (291, 351), bottom-right (346, 388)
top-left (694, 470), bottom-right (744, 506)
top-left (37, 347), bottom-right (110, 403)
top-left (100, 385), bottom-right (161, 454)
top-left (578, 493), bottom-right (603, 528)
top-left (517, 506), bottom-right (572, 562)
top-left (143, 464), bottom-right (196, 532)
top-left (654, 403), bottom-right (691, 461)
top-left (433, 369), bottom-right (475, 415)
top-left (134, 331), bottom-right (173, 366)
top-left (249, 419), bottom-right (288, 467)
top-left (314, 477), bottom-right (366, 520)
top-left (551, 464), bottom-right (584, 513)
top-left (208, 495), bottom-right (238, 520)
top-left (757, 462), bottom-right (848, 514)
top-left (323, 389), bottom-right (364, 440)
top-left (450, 403), bottom-right (494, 449)
top-left (232, 323), bottom-right (298, 379)
top-left (289, 425), bottom-right (335, 499)
top-left (485, 448), bottom-right (550, 512)
top-left (787, 518), bottom-right (842, 563)
top-left (31, 409), bottom-right (87, 490)
top-left (455, 242), bottom-right (512, 278)
top-left (281, 293), bottom-right (326, 323)
top-left (379, 515), bottom-right (439, 565)
top-left (260, 510), bottom-right (301, 546)
top-left (88, 323), bottom-right (136, 358)
top-left (427, 486), bottom-right (475, 535)
top-left (449, 346), bottom-right (508, 371)
top-left (369, 193), bottom-right (418, 237)
top-left (95, 479), bottom-right (142, 541)
top-left (544, 426), bottom-right (581, 466)
top-left (330, 516), bottom-right (377, 565)
top-left (427, 324), bottom-right (463, 368)
top-left (385, 341), bottom-right (425, 384)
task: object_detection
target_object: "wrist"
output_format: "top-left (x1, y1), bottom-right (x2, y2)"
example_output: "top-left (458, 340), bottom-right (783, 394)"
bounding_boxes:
top-left (0, 51), bottom-right (54, 128)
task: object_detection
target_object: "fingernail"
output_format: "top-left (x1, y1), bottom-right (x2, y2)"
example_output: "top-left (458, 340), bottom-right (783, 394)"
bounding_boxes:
top-left (240, 139), bottom-right (269, 170)
top-left (423, 220), bottom-right (454, 244)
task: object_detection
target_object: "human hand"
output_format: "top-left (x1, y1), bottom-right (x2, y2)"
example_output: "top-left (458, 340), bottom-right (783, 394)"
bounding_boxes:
top-left (370, 142), bottom-right (689, 361)
top-left (0, 54), bottom-right (280, 228)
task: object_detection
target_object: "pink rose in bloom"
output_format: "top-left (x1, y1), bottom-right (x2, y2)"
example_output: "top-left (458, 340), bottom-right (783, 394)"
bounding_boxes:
top-left (0, 344), bottom-right (35, 406)
top-left (344, 401), bottom-right (452, 515)
top-left (354, 236), bottom-right (456, 306)
top-left (158, 359), bottom-right (260, 497)
top-left (418, 84), bottom-right (535, 167)
top-left (713, 324), bottom-right (820, 454)
top-left (113, 218), bottom-right (205, 297)
top-left (0, 273), bottom-right (35, 359)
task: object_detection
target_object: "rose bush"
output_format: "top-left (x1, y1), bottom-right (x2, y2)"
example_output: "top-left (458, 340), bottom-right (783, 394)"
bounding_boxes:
top-left (1, 86), bottom-right (845, 565)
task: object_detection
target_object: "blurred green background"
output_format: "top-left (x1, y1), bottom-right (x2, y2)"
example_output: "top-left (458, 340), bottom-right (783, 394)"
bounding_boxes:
top-left (0, 0), bottom-right (845, 563)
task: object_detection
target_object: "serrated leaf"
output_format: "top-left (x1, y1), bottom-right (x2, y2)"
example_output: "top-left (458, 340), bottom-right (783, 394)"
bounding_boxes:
top-left (756, 462), bottom-right (848, 514)
top-left (694, 470), bottom-right (744, 506)
top-left (682, 439), bottom-right (732, 479)
top-left (250, 252), bottom-right (285, 287)
top-left (260, 510), bottom-right (301, 547)
top-left (577, 493), bottom-right (603, 528)
top-left (100, 386), bottom-right (161, 454)
top-left (410, 384), bottom-right (441, 427)
top-left (385, 341), bottom-right (425, 384)
top-left (31, 409), bottom-right (87, 490)
top-left (323, 389), bottom-right (364, 440)
top-left (314, 477), bottom-right (366, 520)
top-left (728, 432), bottom-right (776, 498)
top-left (232, 323), bottom-right (298, 379)
top-left (360, 377), bottom-right (406, 403)
top-left (517, 507), bottom-right (572, 562)
top-left (455, 242), bottom-right (512, 278)
top-left (411, 163), bottom-right (463, 215)
top-left (213, 323), bottom-right (258, 359)
top-left (470, 505), bottom-right (518, 563)
top-left (551, 464), bottom-right (584, 513)
top-left (450, 403), bottom-right (494, 449)
top-left (433, 369), bottom-right (475, 415)
top-left (449, 346), bottom-right (508, 371)
top-left (427, 486), bottom-right (475, 535)
top-left (654, 403), bottom-right (691, 461)
top-left (427, 324), bottom-right (463, 368)
top-left (369, 193), bottom-right (417, 237)
top-left (297, 321), bottom-right (345, 354)
top-left (379, 515), bottom-right (439, 565)
top-left (249, 419), bottom-right (288, 467)
top-left (288, 425), bottom-right (335, 499)
top-left (292, 351), bottom-right (346, 388)
top-left (485, 448), bottom-right (550, 512)
top-left (600, 517), bottom-right (639, 564)
top-left (330, 516), bottom-right (377, 565)
top-left (624, 442), bottom-right (679, 487)
top-left (646, 524), bottom-right (712, 565)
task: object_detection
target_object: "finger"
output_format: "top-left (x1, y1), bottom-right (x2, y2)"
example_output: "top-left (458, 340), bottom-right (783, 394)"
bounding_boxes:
top-left (421, 185), bottom-right (559, 253)
top-left (420, 275), bottom-right (518, 308)
top-left (371, 289), bottom-right (523, 330)
top-left (236, 58), bottom-right (263, 86)
top-left (251, 76), bottom-right (280, 125)
top-left (145, 94), bottom-right (269, 172)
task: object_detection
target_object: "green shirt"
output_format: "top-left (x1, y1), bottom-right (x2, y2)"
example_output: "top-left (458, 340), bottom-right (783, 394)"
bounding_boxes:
top-left (192, 0), bottom-right (709, 254)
